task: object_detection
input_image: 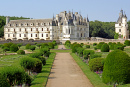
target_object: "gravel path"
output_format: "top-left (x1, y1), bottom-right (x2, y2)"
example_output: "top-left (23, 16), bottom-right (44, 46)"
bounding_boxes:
top-left (46, 45), bottom-right (93, 87)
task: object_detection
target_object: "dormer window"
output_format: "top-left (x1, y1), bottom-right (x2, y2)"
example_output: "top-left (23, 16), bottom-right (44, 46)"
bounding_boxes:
top-left (119, 23), bottom-right (121, 26)
top-left (24, 23), bottom-right (27, 26)
top-left (44, 23), bottom-right (46, 26)
top-left (30, 23), bottom-right (33, 26)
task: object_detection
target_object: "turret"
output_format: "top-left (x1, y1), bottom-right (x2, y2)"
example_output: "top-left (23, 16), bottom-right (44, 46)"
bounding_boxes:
top-left (6, 16), bottom-right (10, 24)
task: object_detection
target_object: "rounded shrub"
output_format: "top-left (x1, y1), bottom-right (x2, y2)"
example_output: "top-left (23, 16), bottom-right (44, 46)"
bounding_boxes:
top-left (65, 40), bottom-right (71, 45)
top-left (86, 45), bottom-right (90, 48)
top-left (10, 44), bottom-right (19, 52)
top-left (124, 40), bottom-right (130, 46)
top-left (38, 56), bottom-right (46, 65)
top-left (29, 45), bottom-right (36, 51)
top-left (17, 50), bottom-right (25, 55)
top-left (32, 58), bottom-right (42, 73)
top-left (48, 42), bottom-right (54, 49)
top-left (96, 42), bottom-right (104, 49)
top-left (101, 43), bottom-right (109, 52)
top-left (89, 58), bottom-right (105, 72)
top-left (26, 44), bottom-right (31, 49)
top-left (90, 53), bottom-right (102, 60)
top-left (36, 43), bottom-right (42, 49)
top-left (93, 43), bottom-right (97, 46)
top-left (0, 66), bottom-right (26, 86)
top-left (102, 50), bottom-right (130, 84)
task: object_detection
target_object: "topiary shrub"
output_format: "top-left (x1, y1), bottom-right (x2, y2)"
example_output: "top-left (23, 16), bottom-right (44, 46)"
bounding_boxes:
top-left (10, 44), bottom-right (19, 52)
top-left (17, 50), bottom-right (25, 55)
top-left (93, 43), bottom-right (97, 46)
top-left (32, 58), bottom-right (42, 73)
top-left (17, 43), bottom-right (22, 48)
top-left (29, 45), bottom-right (36, 51)
top-left (41, 43), bottom-right (49, 48)
top-left (36, 43), bottom-right (42, 49)
top-left (65, 40), bottom-right (71, 45)
top-left (0, 66), bottom-right (26, 86)
top-left (77, 47), bottom-right (84, 57)
top-left (101, 43), bottom-right (109, 52)
top-left (96, 42), bottom-right (104, 49)
top-left (40, 47), bottom-right (50, 57)
top-left (124, 40), bottom-right (130, 46)
top-left (86, 45), bottom-right (90, 48)
top-left (26, 44), bottom-right (31, 49)
top-left (48, 42), bottom-right (54, 49)
top-left (72, 44), bottom-right (82, 53)
top-left (38, 56), bottom-right (46, 65)
top-left (102, 50), bottom-right (130, 84)
top-left (89, 58), bottom-right (105, 72)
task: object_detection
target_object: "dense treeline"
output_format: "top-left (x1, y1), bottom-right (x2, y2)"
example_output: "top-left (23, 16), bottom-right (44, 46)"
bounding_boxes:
top-left (0, 16), bottom-right (130, 38)
top-left (89, 20), bottom-right (130, 39)
top-left (0, 16), bottom-right (29, 37)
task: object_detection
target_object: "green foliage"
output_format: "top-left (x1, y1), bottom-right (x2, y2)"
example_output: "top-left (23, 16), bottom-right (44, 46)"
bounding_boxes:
top-left (109, 43), bottom-right (116, 50)
top-left (0, 66), bottom-right (26, 86)
top-left (20, 57), bottom-right (35, 70)
top-left (93, 43), bottom-right (97, 46)
top-left (101, 43), bottom-right (109, 52)
top-left (52, 40), bottom-right (57, 46)
top-left (17, 43), bottom-right (22, 48)
top-left (96, 42), bottom-right (104, 49)
top-left (29, 45), bottom-right (36, 51)
top-left (48, 42), bottom-right (54, 49)
top-left (40, 47), bottom-right (50, 57)
top-left (102, 50), bottom-right (130, 84)
top-left (10, 44), bottom-right (19, 52)
top-left (65, 40), bottom-right (71, 45)
top-left (32, 58), bottom-right (42, 73)
top-left (124, 40), bottom-right (130, 46)
top-left (34, 42), bottom-right (37, 45)
top-left (86, 45), bottom-right (90, 48)
top-left (90, 53), bottom-right (102, 60)
top-left (3, 47), bottom-right (9, 52)
top-left (114, 33), bottom-right (119, 39)
top-left (89, 58), bottom-right (105, 72)
top-left (41, 43), bottom-right (49, 48)
top-left (77, 47), bottom-right (84, 57)
top-left (83, 50), bottom-right (95, 59)
top-left (36, 43), bottom-right (41, 49)
top-left (26, 44), bottom-right (31, 49)
top-left (28, 53), bottom-right (46, 65)
top-left (17, 50), bottom-right (25, 55)
top-left (80, 43), bottom-right (84, 47)
top-left (0, 74), bottom-right (10, 87)
top-left (71, 43), bottom-right (82, 53)
top-left (114, 43), bottom-right (124, 51)
top-left (89, 21), bottom-right (115, 39)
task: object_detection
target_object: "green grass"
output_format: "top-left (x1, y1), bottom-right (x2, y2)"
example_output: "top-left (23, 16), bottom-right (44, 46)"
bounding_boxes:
top-left (31, 52), bottom-right (56, 87)
top-left (54, 45), bottom-right (58, 49)
top-left (50, 49), bottom-right (71, 53)
top-left (70, 53), bottom-right (110, 87)
top-left (64, 45), bottom-right (70, 49)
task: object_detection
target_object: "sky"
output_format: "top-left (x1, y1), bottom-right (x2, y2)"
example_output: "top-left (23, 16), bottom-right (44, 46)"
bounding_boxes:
top-left (0, 0), bottom-right (129, 22)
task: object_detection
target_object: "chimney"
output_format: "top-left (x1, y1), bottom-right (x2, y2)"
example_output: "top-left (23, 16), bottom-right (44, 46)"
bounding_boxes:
top-left (6, 16), bottom-right (10, 24)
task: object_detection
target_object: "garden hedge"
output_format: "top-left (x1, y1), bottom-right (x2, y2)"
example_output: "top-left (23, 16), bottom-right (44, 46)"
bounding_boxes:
top-left (101, 43), bottom-right (109, 52)
top-left (102, 50), bottom-right (130, 84)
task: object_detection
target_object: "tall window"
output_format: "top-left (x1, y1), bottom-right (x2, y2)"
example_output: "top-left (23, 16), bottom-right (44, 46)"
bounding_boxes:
top-left (25, 28), bottom-right (26, 31)
top-left (36, 34), bottom-right (37, 37)
top-left (69, 29), bottom-right (70, 34)
top-left (24, 34), bottom-right (26, 37)
top-left (13, 34), bottom-right (15, 37)
top-left (31, 34), bottom-right (32, 37)
top-left (119, 23), bottom-right (121, 26)
top-left (8, 34), bottom-right (10, 37)
top-left (42, 28), bottom-right (43, 31)
top-left (31, 28), bottom-right (32, 31)
top-left (42, 34), bottom-right (43, 37)
top-left (19, 34), bottom-right (21, 37)
top-left (119, 29), bottom-right (121, 32)
top-left (14, 29), bottom-right (15, 32)
top-left (8, 29), bottom-right (10, 32)
top-left (47, 28), bottom-right (49, 31)
top-left (20, 28), bottom-right (21, 31)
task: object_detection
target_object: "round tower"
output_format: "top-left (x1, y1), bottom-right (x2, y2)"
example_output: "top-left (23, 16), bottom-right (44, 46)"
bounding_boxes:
top-left (6, 16), bottom-right (10, 24)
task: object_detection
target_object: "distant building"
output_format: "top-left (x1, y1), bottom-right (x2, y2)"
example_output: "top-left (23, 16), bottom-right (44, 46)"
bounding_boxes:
top-left (115, 9), bottom-right (129, 39)
top-left (4, 11), bottom-right (89, 40)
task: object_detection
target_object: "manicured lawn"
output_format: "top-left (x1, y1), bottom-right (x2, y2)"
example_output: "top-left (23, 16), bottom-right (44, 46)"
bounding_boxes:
top-left (64, 45), bottom-right (70, 49)
top-left (31, 53), bottom-right (56, 87)
top-left (50, 49), bottom-right (71, 53)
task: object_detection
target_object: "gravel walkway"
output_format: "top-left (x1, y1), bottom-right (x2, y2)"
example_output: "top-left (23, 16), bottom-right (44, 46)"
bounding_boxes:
top-left (46, 45), bottom-right (93, 87)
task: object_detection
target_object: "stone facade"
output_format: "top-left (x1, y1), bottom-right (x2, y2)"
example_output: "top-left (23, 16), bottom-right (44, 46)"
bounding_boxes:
top-left (4, 11), bottom-right (89, 40)
top-left (115, 10), bottom-right (129, 39)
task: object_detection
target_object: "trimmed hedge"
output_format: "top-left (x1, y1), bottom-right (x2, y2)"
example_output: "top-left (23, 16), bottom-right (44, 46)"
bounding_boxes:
top-left (26, 44), bottom-right (31, 49)
top-left (17, 50), bottom-right (25, 55)
top-left (93, 43), bottom-right (97, 46)
top-left (101, 43), bottom-right (109, 52)
top-left (96, 42), bottom-right (104, 49)
top-left (124, 40), bottom-right (130, 46)
top-left (89, 58), bottom-right (105, 72)
top-left (29, 45), bottom-right (36, 51)
top-left (10, 44), bottom-right (19, 52)
top-left (102, 50), bottom-right (130, 84)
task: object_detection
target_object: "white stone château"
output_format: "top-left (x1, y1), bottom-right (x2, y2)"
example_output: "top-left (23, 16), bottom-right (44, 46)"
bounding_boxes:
top-left (115, 10), bottom-right (129, 39)
top-left (4, 11), bottom-right (89, 40)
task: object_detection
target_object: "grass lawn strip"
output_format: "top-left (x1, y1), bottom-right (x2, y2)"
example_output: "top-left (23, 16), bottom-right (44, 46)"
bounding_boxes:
top-left (31, 52), bottom-right (56, 87)
top-left (70, 53), bottom-right (110, 87)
